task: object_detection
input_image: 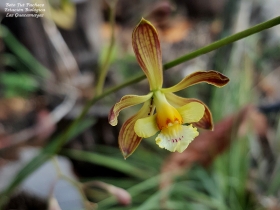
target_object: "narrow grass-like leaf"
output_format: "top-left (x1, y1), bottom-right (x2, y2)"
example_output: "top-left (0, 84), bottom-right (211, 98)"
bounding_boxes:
top-left (172, 183), bottom-right (229, 210)
top-left (136, 189), bottom-right (166, 210)
top-left (0, 118), bottom-right (95, 207)
top-left (0, 26), bottom-right (50, 78)
top-left (193, 166), bottom-right (223, 200)
top-left (98, 173), bottom-right (167, 209)
top-left (267, 158), bottom-right (280, 195)
top-left (61, 149), bottom-right (152, 179)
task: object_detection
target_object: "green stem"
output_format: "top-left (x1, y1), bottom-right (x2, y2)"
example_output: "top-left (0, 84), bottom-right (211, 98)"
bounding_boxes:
top-left (0, 16), bottom-right (280, 208)
top-left (58, 175), bottom-right (91, 209)
top-left (52, 157), bottom-right (63, 176)
top-left (163, 16), bottom-right (280, 70)
top-left (95, 0), bottom-right (117, 96)
top-left (51, 157), bottom-right (90, 207)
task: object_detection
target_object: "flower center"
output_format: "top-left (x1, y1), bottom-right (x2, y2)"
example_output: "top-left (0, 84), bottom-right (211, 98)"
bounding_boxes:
top-left (153, 91), bottom-right (183, 130)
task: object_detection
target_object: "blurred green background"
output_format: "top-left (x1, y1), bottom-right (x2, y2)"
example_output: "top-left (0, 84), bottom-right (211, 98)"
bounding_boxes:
top-left (0, 0), bottom-right (280, 209)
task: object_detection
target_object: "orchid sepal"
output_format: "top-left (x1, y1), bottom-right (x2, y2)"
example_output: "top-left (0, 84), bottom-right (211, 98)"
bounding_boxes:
top-left (119, 100), bottom-right (151, 159)
top-left (132, 18), bottom-right (163, 90)
top-left (161, 70), bottom-right (229, 93)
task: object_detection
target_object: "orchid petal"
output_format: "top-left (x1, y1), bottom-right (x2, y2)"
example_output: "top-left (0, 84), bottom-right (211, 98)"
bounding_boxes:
top-left (162, 71), bottom-right (229, 93)
top-left (165, 92), bottom-right (214, 130)
top-left (109, 92), bottom-right (153, 126)
top-left (177, 102), bottom-right (205, 124)
top-left (156, 124), bottom-right (198, 153)
top-left (134, 114), bottom-right (159, 138)
top-left (132, 18), bottom-right (163, 90)
top-left (119, 100), bottom-right (151, 159)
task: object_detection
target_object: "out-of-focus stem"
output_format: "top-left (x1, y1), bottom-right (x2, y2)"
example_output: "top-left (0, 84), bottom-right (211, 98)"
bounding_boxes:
top-left (163, 16), bottom-right (280, 70)
top-left (95, 0), bottom-right (117, 96)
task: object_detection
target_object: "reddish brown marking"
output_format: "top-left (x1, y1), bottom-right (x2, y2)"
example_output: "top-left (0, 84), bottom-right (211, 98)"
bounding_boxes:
top-left (166, 119), bottom-right (172, 125)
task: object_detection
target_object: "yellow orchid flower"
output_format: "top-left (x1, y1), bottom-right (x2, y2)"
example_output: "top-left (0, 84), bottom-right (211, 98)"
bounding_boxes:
top-left (108, 18), bottom-right (229, 158)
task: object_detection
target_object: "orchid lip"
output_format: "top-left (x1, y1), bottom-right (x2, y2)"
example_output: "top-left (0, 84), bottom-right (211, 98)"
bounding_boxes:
top-left (156, 124), bottom-right (199, 153)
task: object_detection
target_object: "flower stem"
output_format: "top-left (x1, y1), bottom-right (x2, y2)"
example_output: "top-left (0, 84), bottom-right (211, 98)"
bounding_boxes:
top-left (100, 16), bottom-right (280, 95)
top-left (163, 16), bottom-right (280, 70)
top-left (95, 0), bottom-right (117, 96)
top-left (68, 15), bottom-right (280, 138)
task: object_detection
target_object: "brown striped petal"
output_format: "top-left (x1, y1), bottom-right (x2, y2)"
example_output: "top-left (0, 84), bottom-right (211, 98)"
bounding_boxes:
top-left (109, 92), bottom-right (153, 126)
top-left (132, 18), bottom-right (163, 90)
top-left (119, 100), bottom-right (151, 159)
top-left (162, 71), bottom-right (229, 93)
top-left (165, 92), bottom-right (214, 130)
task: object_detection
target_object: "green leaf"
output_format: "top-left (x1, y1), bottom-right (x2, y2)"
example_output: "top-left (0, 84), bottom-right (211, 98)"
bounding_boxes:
top-left (0, 26), bottom-right (50, 78)
top-left (61, 149), bottom-right (152, 180)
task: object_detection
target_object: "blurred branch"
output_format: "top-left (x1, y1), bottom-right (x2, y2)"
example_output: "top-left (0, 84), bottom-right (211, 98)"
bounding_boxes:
top-left (163, 16), bottom-right (280, 70)
top-left (51, 157), bottom-right (96, 210)
top-left (42, 7), bottom-right (80, 83)
top-left (0, 118), bottom-right (95, 207)
top-left (83, 181), bottom-right (131, 206)
top-left (97, 173), bottom-right (166, 208)
top-left (0, 82), bottom-right (78, 150)
top-left (42, 19), bottom-right (79, 81)
top-left (95, 0), bottom-right (118, 95)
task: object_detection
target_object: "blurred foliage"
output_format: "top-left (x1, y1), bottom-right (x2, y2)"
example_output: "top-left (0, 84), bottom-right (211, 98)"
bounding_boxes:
top-left (0, 73), bottom-right (38, 98)
top-left (48, 0), bottom-right (76, 29)
top-left (0, 25), bottom-right (50, 78)
top-left (0, 0), bottom-right (280, 209)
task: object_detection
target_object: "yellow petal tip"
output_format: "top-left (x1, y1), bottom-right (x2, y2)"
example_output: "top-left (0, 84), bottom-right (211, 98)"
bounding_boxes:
top-left (139, 17), bottom-right (148, 24)
top-left (138, 18), bottom-right (156, 31)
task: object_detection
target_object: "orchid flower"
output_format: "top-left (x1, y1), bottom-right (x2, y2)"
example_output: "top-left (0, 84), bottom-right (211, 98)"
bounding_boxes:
top-left (108, 18), bottom-right (229, 158)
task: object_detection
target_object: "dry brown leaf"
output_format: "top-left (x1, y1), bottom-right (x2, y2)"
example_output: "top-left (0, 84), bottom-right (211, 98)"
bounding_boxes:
top-left (160, 18), bottom-right (191, 43)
